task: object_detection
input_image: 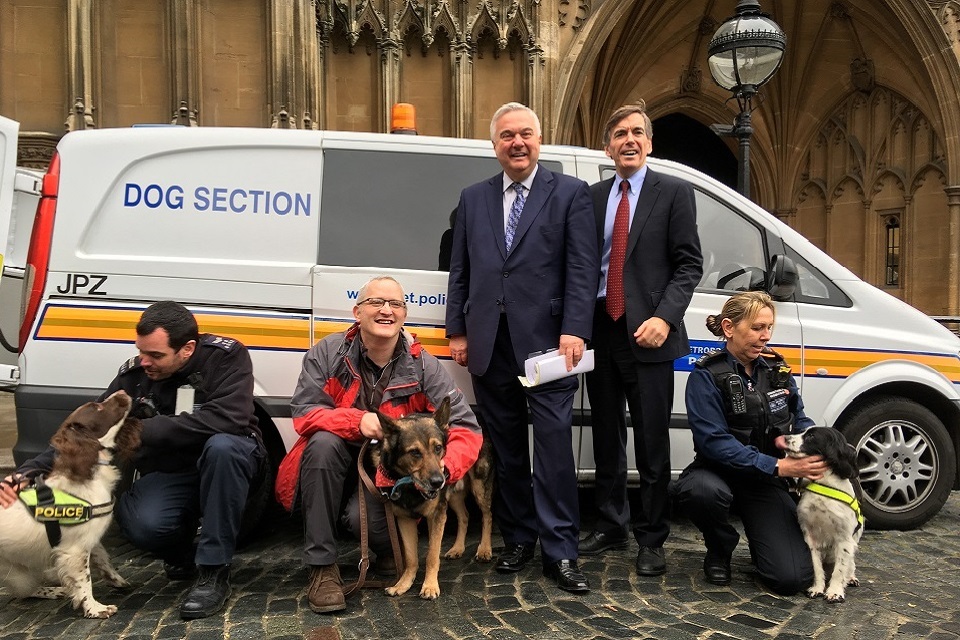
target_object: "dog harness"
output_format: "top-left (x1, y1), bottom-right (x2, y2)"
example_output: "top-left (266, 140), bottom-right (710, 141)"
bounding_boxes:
top-left (803, 481), bottom-right (865, 532)
top-left (18, 479), bottom-right (114, 547)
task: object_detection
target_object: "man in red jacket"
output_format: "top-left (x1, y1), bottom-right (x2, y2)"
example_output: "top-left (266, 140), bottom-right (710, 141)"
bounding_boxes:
top-left (275, 276), bottom-right (482, 614)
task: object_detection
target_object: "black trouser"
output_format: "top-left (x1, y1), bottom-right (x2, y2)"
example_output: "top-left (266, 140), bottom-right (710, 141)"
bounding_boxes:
top-left (586, 305), bottom-right (673, 547)
top-left (672, 463), bottom-right (813, 595)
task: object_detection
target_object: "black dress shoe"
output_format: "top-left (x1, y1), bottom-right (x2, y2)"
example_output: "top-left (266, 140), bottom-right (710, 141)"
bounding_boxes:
top-left (579, 530), bottom-right (629, 556)
top-left (635, 546), bottom-right (666, 576)
top-left (543, 559), bottom-right (590, 593)
top-left (495, 543), bottom-right (536, 573)
top-left (180, 565), bottom-right (231, 619)
top-left (703, 551), bottom-right (732, 586)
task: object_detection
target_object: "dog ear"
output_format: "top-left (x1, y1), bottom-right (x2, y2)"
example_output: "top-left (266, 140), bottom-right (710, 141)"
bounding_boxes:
top-left (51, 423), bottom-right (101, 481)
top-left (113, 417), bottom-right (143, 465)
top-left (377, 411), bottom-right (399, 437)
top-left (836, 442), bottom-right (859, 479)
top-left (433, 397), bottom-right (451, 430)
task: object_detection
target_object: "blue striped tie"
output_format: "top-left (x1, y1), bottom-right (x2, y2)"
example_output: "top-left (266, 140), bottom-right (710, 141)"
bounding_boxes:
top-left (506, 182), bottom-right (525, 252)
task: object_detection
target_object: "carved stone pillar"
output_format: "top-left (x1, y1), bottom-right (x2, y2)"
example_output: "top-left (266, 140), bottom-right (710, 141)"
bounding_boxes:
top-left (314, 2), bottom-right (333, 131)
top-left (65, 0), bottom-right (96, 131)
top-left (299, 0), bottom-right (321, 130)
top-left (945, 186), bottom-right (960, 313)
top-left (168, 0), bottom-right (200, 126)
top-left (451, 40), bottom-right (473, 139)
top-left (379, 38), bottom-right (402, 133)
top-left (525, 42), bottom-right (545, 127)
top-left (269, 0), bottom-right (297, 128)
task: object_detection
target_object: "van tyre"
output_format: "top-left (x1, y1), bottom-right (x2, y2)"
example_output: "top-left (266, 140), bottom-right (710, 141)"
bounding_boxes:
top-left (839, 397), bottom-right (956, 530)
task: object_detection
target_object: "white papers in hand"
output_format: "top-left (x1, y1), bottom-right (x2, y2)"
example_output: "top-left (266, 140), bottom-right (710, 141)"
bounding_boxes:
top-left (518, 349), bottom-right (595, 388)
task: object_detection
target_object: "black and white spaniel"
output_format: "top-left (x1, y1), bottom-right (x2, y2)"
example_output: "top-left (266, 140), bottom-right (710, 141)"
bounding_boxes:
top-left (781, 426), bottom-right (863, 603)
top-left (0, 390), bottom-right (141, 618)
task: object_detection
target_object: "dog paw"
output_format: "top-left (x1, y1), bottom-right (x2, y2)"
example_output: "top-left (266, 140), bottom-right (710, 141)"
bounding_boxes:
top-left (83, 603), bottom-right (117, 618)
top-left (825, 592), bottom-right (845, 604)
top-left (848, 577), bottom-right (860, 587)
top-left (31, 586), bottom-right (65, 600)
top-left (474, 548), bottom-right (493, 563)
top-left (106, 576), bottom-right (131, 589)
top-left (419, 583), bottom-right (440, 600)
top-left (444, 546), bottom-right (465, 559)
top-left (384, 583), bottom-right (411, 597)
top-left (806, 588), bottom-right (824, 599)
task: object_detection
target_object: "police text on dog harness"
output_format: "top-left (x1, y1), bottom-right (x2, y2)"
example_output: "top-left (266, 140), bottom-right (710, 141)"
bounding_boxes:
top-left (18, 480), bottom-right (114, 547)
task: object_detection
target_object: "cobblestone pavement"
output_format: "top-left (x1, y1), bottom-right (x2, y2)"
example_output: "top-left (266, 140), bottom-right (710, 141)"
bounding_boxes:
top-left (1, 491), bottom-right (959, 640)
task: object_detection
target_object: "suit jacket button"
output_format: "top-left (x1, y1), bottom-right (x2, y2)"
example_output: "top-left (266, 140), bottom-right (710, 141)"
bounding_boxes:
top-left (502, 272), bottom-right (509, 278)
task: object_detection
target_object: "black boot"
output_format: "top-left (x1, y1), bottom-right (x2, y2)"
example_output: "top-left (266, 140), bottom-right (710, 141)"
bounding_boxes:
top-left (179, 565), bottom-right (231, 619)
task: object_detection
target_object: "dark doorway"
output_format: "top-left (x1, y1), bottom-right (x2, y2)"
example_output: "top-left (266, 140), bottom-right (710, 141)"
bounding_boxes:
top-left (651, 113), bottom-right (737, 191)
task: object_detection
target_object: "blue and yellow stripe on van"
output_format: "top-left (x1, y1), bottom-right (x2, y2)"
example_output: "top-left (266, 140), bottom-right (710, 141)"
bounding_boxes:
top-left (32, 304), bottom-right (960, 380)
top-left (33, 304), bottom-right (452, 357)
top-left (778, 345), bottom-right (960, 382)
top-left (680, 339), bottom-right (960, 385)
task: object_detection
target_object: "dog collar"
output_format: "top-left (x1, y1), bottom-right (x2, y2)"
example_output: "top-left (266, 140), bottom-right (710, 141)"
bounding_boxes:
top-left (804, 482), bottom-right (865, 530)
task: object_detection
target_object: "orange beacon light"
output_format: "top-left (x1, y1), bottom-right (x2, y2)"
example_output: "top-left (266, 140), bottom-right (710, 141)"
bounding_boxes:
top-left (390, 103), bottom-right (417, 134)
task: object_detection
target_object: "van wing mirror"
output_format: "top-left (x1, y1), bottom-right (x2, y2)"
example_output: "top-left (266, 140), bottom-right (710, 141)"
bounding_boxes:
top-left (766, 254), bottom-right (798, 301)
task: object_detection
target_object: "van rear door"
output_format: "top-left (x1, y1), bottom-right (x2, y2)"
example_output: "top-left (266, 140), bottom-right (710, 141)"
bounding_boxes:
top-left (0, 115), bottom-right (19, 285)
top-left (0, 116), bottom-right (22, 384)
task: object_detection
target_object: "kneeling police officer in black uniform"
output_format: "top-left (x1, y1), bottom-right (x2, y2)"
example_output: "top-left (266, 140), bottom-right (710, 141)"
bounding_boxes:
top-left (673, 291), bottom-right (827, 595)
top-left (3, 301), bottom-right (263, 619)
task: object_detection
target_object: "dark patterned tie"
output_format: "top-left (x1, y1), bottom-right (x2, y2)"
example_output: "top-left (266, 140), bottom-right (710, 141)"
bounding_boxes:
top-left (606, 180), bottom-right (630, 320)
top-left (505, 182), bottom-right (525, 252)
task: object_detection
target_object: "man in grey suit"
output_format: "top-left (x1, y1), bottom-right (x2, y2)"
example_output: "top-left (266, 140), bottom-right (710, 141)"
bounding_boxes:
top-left (446, 102), bottom-right (599, 593)
top-left (579, 103), bottom-right (702, 576)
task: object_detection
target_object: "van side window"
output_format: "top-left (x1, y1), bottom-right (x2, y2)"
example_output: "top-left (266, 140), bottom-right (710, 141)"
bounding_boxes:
top-left (318, 149), bottom-right (563, 271)
top-left (784, 245), bottom-right (853, 307)
top-left (694, 190), bottom-right (767, 292)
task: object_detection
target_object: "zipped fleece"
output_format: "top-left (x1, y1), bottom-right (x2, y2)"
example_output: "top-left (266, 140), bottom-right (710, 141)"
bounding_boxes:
top-left (275, 323), bottom-right (482, 511)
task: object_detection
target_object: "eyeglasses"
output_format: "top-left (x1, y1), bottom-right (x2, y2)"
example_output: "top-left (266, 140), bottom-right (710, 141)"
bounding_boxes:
top-left (359, 297), bottom-right (407, 310)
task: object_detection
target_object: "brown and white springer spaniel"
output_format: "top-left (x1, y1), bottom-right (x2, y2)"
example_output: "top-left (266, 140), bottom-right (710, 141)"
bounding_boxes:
top-left (0, 390), bottom-right (141, 618)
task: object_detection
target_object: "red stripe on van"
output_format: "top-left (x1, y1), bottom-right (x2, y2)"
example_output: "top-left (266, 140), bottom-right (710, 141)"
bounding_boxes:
top-left (19, 152), bottom-right (60, 351)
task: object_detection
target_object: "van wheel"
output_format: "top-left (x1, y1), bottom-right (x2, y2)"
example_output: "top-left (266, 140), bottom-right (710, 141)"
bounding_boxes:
top-left (839, 397), bottom-right (956, 530)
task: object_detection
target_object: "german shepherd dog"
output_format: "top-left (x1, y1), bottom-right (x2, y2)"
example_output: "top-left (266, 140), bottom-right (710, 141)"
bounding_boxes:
top-left (372, 397), bottom-right (494, 600)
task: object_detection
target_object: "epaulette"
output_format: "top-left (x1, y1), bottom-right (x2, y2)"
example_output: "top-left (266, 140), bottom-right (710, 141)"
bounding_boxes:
top-left (117, 356), bottom-right (141, 376)
top-left (694, 348), bottom-right (727, 367)
top-left (201, 334), bottom-right (239, 351)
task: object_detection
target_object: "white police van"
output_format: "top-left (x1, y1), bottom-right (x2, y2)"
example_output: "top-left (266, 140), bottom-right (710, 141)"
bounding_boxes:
top-left (5, 123), bottom-right (960, 531)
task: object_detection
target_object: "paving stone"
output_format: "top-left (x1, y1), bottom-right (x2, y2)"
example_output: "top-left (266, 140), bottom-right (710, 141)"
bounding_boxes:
top-left (0, 495), bottom-right (959, 639)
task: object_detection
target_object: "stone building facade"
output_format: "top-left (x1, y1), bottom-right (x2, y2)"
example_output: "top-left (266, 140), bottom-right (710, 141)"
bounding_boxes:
top-left (2, 0), bottom-right (960, 314)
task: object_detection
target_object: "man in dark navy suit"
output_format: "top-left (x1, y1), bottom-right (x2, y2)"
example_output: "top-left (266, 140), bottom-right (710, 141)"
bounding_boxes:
top-left (445, 102), bottom-right (599, 593)
top-left (579, 103), bottom-right (702, 576)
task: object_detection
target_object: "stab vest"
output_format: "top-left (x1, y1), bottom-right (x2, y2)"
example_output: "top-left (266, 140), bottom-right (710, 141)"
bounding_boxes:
top-left (696, 348), bottom-right (796, 456)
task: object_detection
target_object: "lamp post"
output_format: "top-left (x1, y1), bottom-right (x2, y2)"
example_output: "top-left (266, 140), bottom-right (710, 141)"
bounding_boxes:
top-left (707, 0), bottom-right (785, 199)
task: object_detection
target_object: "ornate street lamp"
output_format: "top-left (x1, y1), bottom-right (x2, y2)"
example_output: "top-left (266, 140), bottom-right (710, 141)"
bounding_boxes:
top-left (707, 0), bottom-right (785, 199)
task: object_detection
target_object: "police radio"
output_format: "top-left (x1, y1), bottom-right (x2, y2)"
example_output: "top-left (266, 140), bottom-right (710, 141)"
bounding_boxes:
top-left (727, 377), bottom-right (747, 415)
